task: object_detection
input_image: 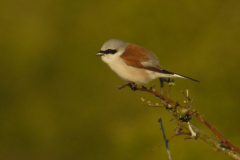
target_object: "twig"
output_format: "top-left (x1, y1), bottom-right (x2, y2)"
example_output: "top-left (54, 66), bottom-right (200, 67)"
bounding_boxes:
top-left (118, 84), bottom-right (240, 155)
top-left (158, 118), bottom-right (172, 160)
top-left (190, 124), bottom-right (240, 160)
top-left (152, 130), bottom-right (191, 151)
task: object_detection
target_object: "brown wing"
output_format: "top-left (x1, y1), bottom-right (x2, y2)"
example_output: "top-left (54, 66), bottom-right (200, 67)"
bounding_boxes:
top-left (120, 43), bottom-right (173, 75)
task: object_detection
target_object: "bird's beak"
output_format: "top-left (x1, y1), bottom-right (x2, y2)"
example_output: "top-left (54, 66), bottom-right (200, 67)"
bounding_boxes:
top-left (96, 51), bottom-right (104, 56)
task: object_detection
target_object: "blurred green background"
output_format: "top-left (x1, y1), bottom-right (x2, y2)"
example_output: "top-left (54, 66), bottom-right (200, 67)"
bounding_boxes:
top-left (0, 0), bottom-right (240, 159)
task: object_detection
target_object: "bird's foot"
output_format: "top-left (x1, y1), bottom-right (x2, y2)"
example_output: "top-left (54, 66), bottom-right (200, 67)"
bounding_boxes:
top-left (117, 82), bottom-right (137, 91)
top-left (128, 82), bottom-right (137, 91)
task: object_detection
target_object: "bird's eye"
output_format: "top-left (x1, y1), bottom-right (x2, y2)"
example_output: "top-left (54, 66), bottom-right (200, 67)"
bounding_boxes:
top-left (107, 49), bottom-right (117, 54)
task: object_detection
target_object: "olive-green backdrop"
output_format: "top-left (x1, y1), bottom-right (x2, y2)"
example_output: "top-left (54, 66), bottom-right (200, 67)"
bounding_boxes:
top-left (0, 0), bottom-right (240, 159)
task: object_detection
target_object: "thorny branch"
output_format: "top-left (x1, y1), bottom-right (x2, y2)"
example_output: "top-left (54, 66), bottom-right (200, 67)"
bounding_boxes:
top-left (117, 82), bottom-right (240, 159)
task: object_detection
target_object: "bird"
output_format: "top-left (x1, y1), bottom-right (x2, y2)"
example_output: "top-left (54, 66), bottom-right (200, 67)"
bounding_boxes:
top-left (96, 39), bottom-right (199, 87)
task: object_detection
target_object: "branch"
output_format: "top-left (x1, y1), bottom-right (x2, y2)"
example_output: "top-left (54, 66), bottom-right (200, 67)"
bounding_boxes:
top-left (117, 83), bottom-right (240, 158)
top-left (190, 124), bottom-right (240, 160)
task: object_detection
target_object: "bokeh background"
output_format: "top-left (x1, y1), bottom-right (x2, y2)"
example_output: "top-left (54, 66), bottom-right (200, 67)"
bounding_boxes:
top-left (1, 0), bottom-right (240, 159)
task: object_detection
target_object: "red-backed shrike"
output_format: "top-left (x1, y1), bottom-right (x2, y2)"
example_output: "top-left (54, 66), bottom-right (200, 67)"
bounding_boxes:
top-left (96, 39), bottom-right (199, 85)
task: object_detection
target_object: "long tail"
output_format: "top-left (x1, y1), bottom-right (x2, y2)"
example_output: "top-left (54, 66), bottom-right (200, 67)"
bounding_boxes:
top-left (152, 67), bottom-right (199, 82)
top-left (173, 73), bottom-right (199, 82)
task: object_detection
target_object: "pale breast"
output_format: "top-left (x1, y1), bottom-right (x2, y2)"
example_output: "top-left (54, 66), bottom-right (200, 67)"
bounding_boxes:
top-left (106, 57), bottom-right (153, 84)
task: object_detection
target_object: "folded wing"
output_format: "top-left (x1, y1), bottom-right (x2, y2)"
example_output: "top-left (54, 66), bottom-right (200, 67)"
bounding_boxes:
top-left (120, 43), bottom-right (173, 75)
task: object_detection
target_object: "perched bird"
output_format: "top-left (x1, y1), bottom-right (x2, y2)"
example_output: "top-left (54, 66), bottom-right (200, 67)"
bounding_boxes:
top-left (96, 39), bottom-right (199, 86)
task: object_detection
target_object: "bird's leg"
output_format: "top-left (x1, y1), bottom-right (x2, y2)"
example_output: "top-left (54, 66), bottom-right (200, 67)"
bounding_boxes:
top-left (117, 82), bottom-right (138, 91)
top-left (159, 78), bottom-right (175, 86)
top-left (159, 78), bottom-right (175, 94)
top-left (159, 78), bottom-right (167, 94)
top-left (159, 78), bottom-right (165, 88)
top-left (159, 78), bottom-right (164, 94)
top-left (128, 82), bottom-right (137, 91)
